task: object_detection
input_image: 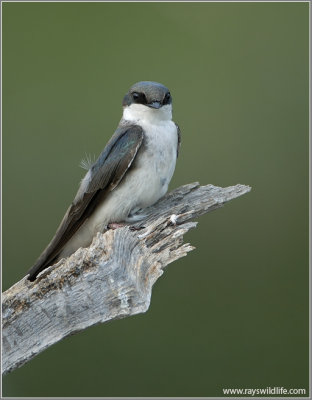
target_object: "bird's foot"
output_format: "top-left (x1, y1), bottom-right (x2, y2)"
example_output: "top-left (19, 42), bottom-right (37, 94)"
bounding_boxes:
top-left (129, 225), bottom-right (145, 231)
top-left (107, 222), bottom-right (145, 231)
top-left (107, 222), bottom-right (126, 230)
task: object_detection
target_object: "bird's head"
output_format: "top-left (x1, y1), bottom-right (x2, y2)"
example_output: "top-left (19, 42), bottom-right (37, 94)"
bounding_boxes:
top-left (122, 81), bottom-right (172, 122)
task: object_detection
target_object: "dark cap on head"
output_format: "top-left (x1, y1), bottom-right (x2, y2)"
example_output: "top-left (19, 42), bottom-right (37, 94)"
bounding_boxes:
top-left (123, 81), bottom-right (172, 109)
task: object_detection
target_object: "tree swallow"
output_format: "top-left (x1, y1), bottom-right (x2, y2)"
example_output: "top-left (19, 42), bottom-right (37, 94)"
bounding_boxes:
top-left (27, 81), bottom-right (181, 281)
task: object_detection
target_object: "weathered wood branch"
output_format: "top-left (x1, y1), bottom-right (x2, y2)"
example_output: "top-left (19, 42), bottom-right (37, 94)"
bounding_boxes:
top-left (2, 182), bottom-right (250, 375)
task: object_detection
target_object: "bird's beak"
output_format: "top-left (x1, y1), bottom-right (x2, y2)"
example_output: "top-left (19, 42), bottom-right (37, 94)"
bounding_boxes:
top-left (148, 101), bottom-right (162, 109)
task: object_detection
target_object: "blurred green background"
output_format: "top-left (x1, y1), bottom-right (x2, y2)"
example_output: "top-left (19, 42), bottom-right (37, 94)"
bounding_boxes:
top-left (2, 2), bottom-right (309, 397)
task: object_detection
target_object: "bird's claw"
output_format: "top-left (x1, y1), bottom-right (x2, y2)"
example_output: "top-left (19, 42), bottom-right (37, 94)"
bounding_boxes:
top-left (129, 225), bottom-right (145, 231)
top-left (107, 222), bottom-right (126, 230)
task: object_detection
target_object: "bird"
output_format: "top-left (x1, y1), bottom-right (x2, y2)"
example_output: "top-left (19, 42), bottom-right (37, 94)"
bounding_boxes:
top-left (27, 81), bottom-right (181, 281)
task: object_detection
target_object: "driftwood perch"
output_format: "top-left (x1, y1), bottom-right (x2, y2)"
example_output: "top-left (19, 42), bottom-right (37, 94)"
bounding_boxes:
top-left (2, 182), bottom-right (251, 375)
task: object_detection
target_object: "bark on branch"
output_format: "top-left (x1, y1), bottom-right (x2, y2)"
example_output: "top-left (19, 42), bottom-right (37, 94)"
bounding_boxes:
top-left (2, 182), bottom-right (251, 375)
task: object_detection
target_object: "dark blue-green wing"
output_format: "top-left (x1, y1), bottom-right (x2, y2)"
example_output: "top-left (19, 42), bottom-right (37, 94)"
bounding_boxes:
top-left (27, 124), bottom-right (144, 280)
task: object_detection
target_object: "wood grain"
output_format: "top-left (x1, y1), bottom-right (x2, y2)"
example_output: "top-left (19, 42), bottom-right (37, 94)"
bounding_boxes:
top-left (2, 182), bottom-right (251, 375)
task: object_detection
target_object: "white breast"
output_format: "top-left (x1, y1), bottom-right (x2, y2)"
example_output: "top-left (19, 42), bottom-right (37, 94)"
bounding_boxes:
top-left (133, 118), bottom-right (177, 203)
top-left (122, 103), bottom-right (178, 204)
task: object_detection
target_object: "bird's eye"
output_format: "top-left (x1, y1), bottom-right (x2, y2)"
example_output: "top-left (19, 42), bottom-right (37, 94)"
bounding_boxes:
top-left (163, 92), bottom-right (171, 104)
top-left (132, 92), bottom-right (147, 105)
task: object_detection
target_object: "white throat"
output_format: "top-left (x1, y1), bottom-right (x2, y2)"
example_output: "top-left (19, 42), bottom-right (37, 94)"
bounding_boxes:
top-left (122, 104), bottom-right (172, 124)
